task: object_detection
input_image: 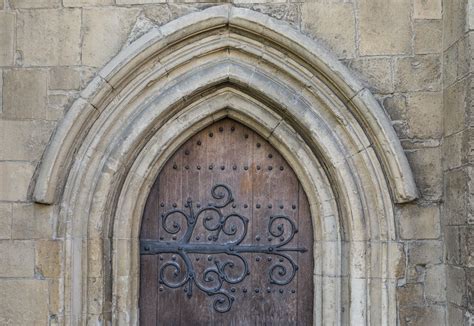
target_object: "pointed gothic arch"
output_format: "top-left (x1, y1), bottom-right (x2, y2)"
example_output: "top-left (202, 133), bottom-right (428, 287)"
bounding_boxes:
top-left (32, 5), bottom-right (417, 325)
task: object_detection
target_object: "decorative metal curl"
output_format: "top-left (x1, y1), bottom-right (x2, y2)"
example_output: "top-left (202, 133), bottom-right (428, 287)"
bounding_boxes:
top-left (268, 253), bottom-right (299, 285)
top-left (209, 184), bottom-right (234, 208)
top-left (211, 292), bottom-right (233, 313)
top-left (159, 260), bottom-right (189, 288)
top-left (140, 184), bottom-right (307, 313)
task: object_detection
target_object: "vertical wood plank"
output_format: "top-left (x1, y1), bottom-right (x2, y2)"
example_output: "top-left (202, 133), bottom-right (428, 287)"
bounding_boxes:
top-left (157, 152), bottom-right (183, 325)
top-left (297, 184), bottom-right (314, 325)
top-left (139, 176), bottom-right (160, 326)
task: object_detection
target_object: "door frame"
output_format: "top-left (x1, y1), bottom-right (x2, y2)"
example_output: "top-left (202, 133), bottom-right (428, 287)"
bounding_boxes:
top-left (32, 6), bottom-right (417, 325)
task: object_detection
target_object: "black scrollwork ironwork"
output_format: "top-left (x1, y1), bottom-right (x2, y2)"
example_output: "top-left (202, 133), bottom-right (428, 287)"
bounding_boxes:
top-left (140, 184), bottom-right (307, 313)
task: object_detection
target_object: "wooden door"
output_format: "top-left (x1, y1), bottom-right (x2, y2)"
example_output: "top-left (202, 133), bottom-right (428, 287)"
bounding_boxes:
top-left (139, 118), bottom-right (313, 325)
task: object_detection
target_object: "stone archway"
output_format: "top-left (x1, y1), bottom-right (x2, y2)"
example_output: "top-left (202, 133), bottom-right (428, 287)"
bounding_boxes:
top-left (32, 5), bottom-right (417, 325)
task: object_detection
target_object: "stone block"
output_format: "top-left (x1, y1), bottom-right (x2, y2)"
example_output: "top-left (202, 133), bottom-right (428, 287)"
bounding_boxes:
top-left (446, 265), bottom-right (466, 307)
top-left (358, 0), bottom-right (411, 55)
top-left (406, 92), bottom-right (443, 139)
top-left (49, 67), bottom-right (81, 90)
top-left (80, 66), bottom-right (97, 89)
top-left (17, 9), bottom-right (81, 66)
top-left (0, 70), bottom-right (2, 110)
top-left (64, 0), bottom-right (113, 6)
top-left (390, 242), bottom-right (406, 279)
top-left (82, 7), bottom-right (141, 67)
top-left (114, 239), bottom-right (138, 278)
top-left (0, 162), bottom-right (35, 201)
top-left (455, 34), bottom-right (470, 80)
top-left (394, 55), bottom-right (441, 92)
top-left (469, 167), bottom-right (474, 225)
top-left (0, 203), bottom-right (12, 239)
top-left (467, 268), bottom-right (474, 311)
top-left (228, 0), bottom-right (286, 2)
top-left (414, 20), bottom-right (442, 54)
top-left (408, 240), bottom-right (443, 266)
top-left (0, 240), bottom-right (34, 277)
top-left (460, 226), bottom-right (474, 267)
top-left (380, 94), bottom-right (408, 137)
top-left (301, 2), bottom-right (355, 59)
top-left (2, 69), bottom-right (48, 119)
top-left (0, 120), bottom-right (56, 161)
top-left (444, 169), bottom-right (468, 226)
top-left (87, 277), bottom-right (105, 314)
top-left (414, 0), bottom-right (442, 19)
top-left (443, 0), bottom-right (466, 49)
top-left (239, 4), bottom-right (299, 26)
top-left (447, 303), bottom-right (465, 326)
top-left (143, 4), bottom-right (198, 27)
top-left (0, 12), bottom-right (15, 66)
top-left (406, 263), bottom-right (427, 283)
top-left (12, 203), bottom-right (53, 239)
top-left (382, 94), bottom-right (406, 121)
top-left (347, 57), bottom-right (392, 94)
top-left (35, 240), bottom-right (61, 278)
top-left (10, 0), bottom-right (60, 8)
top-left (47, 94), bottom-right (69, 120)
top-left (470, 1), bottom-right (474, 30)
top-left (0, 280), bottom-right (48, 325)
top-left (399, 204), bottom-right (440, 240)
top-left (88, 238), bottom-right (105, 278)
top-left (443, 131), bottom-right (466, 171)
top-left (116, 0), bottom-right (165, 3)
top-left (444, 78), bottom-right (467, 136)
top-left (397, 283), bottom-right (424, 306)
top-left (399, 305), bottom-right (445, 326)
top-left (48, 278), bottom-right (60, 315)
top-left (391, 121), bottom-right (408, 139)
top-left (445, 226), bottom-right (461, 265)
top-left (424, 264), bottom-right (446, 302)
top-left (406, 146), bottom-right (442, 201)
top-left (48, 94), bottom-right (70, 108)
top-left (442, 39), bottom-right (458, 87)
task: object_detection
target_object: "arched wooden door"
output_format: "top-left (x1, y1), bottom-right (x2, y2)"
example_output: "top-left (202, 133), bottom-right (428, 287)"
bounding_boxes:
top-left (139, 118), bottom-right (314, 325)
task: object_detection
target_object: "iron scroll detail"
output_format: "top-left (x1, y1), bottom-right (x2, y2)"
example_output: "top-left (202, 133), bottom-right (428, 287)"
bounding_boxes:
top-left (140, 184), bottom-right (307, 313)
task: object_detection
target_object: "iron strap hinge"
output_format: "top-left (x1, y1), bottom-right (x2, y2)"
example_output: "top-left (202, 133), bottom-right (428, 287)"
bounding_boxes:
top-left (140, 184), bottom-right (307, 313)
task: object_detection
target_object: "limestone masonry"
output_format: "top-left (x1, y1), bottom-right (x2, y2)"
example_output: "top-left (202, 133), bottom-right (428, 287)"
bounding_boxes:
top-left (0, 0), bottom-right (472, 325)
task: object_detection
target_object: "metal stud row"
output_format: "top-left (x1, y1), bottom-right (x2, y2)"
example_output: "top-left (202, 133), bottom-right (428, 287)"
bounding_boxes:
top-left (192, 135), bottom-right (269, 147)
top-left (172, 164), bottom-right (285, 171)
top-left (160, 203), bottom-right (297, 210)
top-left (158, 286), bottom-right (297, 294)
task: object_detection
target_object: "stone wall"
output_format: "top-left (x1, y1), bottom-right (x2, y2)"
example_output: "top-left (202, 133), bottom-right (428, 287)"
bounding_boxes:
top-left (442, 0), bottom-right (474, 325)
top-left (0, 0), bottom-right (469, 325)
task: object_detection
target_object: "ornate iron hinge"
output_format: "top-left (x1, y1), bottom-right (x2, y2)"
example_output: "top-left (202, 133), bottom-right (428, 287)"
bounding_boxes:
top-left (140, 184), bottom-right (307, 313)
